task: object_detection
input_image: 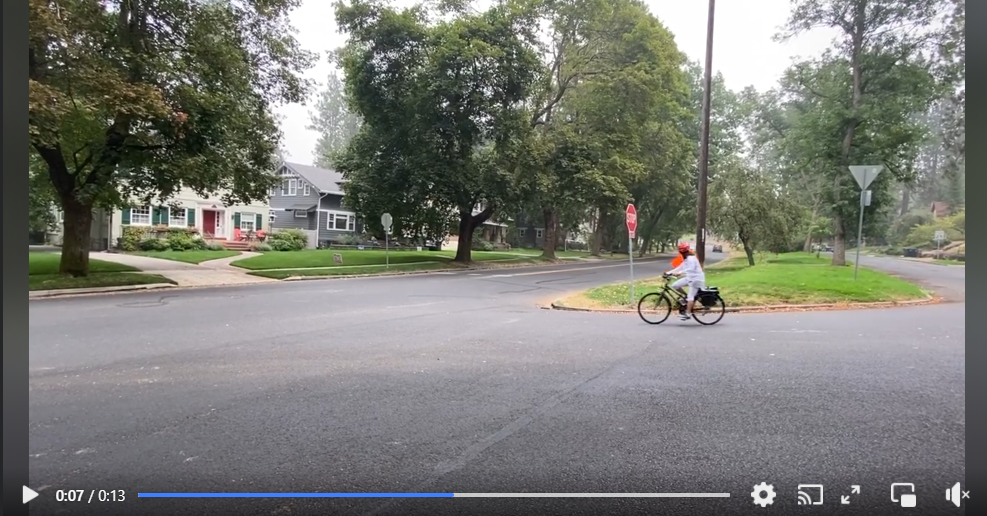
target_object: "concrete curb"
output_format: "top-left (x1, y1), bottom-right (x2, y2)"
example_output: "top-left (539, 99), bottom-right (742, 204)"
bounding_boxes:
top-left (545, 294), bottom-right (941, 314)
top-left (29, 283), bottom-right (177, 299)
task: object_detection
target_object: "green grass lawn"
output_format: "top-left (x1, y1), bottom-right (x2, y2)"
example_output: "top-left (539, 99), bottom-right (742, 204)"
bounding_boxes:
top-left (231, 249), bottom-right (529, 271)
top-left (567, 252), bottom-right (927, 308)
top-left (247, 256), bottom-right (552, 279)
top-left (132, 250), bottom-right (241, 264)
top-left (29, 252), bottom-right (175, 291)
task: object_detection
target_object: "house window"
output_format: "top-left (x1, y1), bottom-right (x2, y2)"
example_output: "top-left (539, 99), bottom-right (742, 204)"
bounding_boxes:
top-left (327, 211), bottom-right (356, 231)
top-left (518, 228), bottom-right (526, 237)
top-left (303, 183), bottom-right (311, 196)
top-left (269, 209), bottom-right (278, 224)
top-left (294, 209), bottom-right (308, 218)
top-left (535, 229), bottom-right (544, 239)
top-left (131, 205), bottom-right (152, 225)
top-left (240, 216), bottom-right (256, 232)
top-left (282, 179), bottom-right (298, 196)
top-left (169, 207), bottom-right (187, 226)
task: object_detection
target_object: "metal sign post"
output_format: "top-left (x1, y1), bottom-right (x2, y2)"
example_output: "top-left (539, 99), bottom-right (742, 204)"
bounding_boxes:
top-left (626, 204), bottom-right (637, 306)
top-left (381, 213), bottom-right (393, 269)
top-left (934, 230), bottom-right (946, 259)
top-left (848, 165), bottom-right (883, 280)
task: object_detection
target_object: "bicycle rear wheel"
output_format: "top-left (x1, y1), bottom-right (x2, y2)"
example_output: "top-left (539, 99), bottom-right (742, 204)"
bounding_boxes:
top-left (692, 295), bottom-right (726, 325)
top-left (638, 292), bottom-right (672, 325)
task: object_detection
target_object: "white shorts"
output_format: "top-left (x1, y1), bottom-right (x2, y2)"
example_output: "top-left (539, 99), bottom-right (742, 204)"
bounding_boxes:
top-left (671, 277), bottom-right (705, 301)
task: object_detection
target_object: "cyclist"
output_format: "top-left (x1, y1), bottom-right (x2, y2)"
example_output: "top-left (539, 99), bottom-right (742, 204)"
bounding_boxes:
top-left (665, 242), bottom-right (706, 320)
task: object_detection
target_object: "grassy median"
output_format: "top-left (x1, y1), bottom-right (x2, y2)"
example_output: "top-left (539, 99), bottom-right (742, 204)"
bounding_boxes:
top-left (557, 252), bottom-right (928, 309)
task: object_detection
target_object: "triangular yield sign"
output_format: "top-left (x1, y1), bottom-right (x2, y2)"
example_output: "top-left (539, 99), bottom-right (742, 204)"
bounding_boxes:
top-left (848, 165), bottom-right (884, 190)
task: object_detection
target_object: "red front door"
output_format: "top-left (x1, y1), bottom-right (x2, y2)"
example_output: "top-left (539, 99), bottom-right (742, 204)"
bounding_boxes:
top-left (203, 210), bottom-right (217, 236)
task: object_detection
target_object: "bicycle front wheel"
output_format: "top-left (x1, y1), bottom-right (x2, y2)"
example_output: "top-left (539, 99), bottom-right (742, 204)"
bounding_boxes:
top-left (638, 292), bottom-right (672, 325)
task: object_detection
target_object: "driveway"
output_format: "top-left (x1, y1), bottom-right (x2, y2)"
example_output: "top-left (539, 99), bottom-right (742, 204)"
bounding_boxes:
top-left (849, 253), bottom-right (965, 302)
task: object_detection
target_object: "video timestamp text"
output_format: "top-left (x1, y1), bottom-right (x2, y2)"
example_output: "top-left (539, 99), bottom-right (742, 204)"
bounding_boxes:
top-left (55, 489), bottom-right (126, 503)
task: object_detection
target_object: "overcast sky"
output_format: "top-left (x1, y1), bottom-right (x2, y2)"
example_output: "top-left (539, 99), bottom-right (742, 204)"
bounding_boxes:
top-left (274, 0), bottom-right (842, 165)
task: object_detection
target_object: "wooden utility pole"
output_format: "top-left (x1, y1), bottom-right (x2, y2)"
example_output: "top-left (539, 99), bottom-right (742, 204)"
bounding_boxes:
top-left (695, 0), bottom-right (716, 265)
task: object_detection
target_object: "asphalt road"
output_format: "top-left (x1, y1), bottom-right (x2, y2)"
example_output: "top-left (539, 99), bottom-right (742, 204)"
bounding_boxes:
top-left (27, 253), bottom-right (965, 516)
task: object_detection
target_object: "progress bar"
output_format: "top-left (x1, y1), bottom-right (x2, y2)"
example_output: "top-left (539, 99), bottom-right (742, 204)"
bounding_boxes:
top-left (138, 493), bottom-right (730, 498)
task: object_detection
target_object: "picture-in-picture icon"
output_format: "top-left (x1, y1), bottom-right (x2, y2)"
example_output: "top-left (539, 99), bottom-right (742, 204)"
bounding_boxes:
top-left (892, 483), bottom-right (917, 507)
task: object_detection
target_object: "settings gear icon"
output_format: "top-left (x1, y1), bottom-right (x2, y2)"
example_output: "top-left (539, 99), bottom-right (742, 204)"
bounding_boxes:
top-left (751, 482), bottom-right (777, 507)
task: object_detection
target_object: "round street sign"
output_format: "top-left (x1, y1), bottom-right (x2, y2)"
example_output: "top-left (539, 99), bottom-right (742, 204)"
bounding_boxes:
top-left (625, 204), bottom-right (637, 235)
top-left (381, 212), bottom-right (393, 231)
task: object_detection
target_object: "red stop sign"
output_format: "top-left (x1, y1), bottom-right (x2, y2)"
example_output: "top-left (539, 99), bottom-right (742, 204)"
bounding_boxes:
top-left (625, 204), bottom-right (637, 235)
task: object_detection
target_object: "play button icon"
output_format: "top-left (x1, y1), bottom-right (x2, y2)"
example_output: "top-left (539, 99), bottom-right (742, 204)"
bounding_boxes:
top-left (24, 486), bottom-right (39, 504)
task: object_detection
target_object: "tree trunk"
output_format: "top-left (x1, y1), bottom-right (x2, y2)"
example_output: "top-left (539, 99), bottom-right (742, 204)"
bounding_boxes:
top-left (590, 208), bottom-right (606, 256)
top-left (59, 197), bottom-right (95, 277)
top-left (741, 237), bottom-right (755, 266)
top-left (802, 205), bottom-right (818, 253)
top-left (831, 214), bottom-right (848, 266)
top-left (899, 187), bottom-right (911, 216)
top-left (541, 208), bottom-right (558, 260)
top-left (453, 205), bottom-right (495, 263)
top-left (833, 3), bottom-right (864, 267)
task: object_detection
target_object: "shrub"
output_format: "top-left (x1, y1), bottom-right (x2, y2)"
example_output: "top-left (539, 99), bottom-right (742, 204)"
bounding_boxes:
top-left (120, 226), bottom-right (148, 251)
top-left (139, 238), bottom-right (170, 251)
top-left (334, 234), bottom-right (362, 245)
top-left (884, 247), bottom-right (904, 256)
top-left (267, 229), bottom-right (307, 251)
top-left (166, 232), bottom-right (205, 251)
top-left (205, 242), bottom-right (227, 251)
top-left (471, 238), bottom-right (494, 251)
top-left (947, 210), bottom-right (964, 234)
top-left (250, 242), bottom-right (273, 252)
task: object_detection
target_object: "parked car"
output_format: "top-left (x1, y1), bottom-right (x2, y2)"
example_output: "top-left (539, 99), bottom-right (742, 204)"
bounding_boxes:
top-left (712, 244), bottom-right (723, 253)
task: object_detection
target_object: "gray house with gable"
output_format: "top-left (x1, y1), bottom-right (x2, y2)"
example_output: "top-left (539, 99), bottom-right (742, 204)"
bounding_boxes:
top-left (268, 162), bottom-right (364, 245)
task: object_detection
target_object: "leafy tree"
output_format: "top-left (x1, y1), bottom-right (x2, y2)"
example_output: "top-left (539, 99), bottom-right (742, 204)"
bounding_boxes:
top-left (333, 0), bottom-right (543, 262)
top-left (29, 0), bottom-right (315, 276)
top-left (308, 72), bottom-right (363, 168)
top-left (775, 0), bottom-right (947, 266)
top-left (29, 167), bottom-right (58, 234)
top-left (708, 160), bottom-right (803, 265)
top-left (508, 0), bottom-right (693, 260)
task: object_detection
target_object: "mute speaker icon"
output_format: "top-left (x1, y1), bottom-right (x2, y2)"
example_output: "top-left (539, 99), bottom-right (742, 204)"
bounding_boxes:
top-left (946, 483), bottom-right (962, 507)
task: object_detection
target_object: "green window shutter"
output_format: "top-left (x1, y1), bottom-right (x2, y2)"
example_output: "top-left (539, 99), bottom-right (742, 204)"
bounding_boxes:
top-left (233, 212), bottom-right (241, 227)
top-left (121, 208), bottom-right (131, 225)
top-left (152, 207), bottom-right (162, 225)
top-left (255, 213), bottom-right (263, 230)
top-left (187, 208), bottom-right (196, 226)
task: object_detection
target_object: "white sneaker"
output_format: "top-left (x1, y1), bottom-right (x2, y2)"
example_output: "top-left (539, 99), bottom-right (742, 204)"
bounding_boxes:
top-left (679, 314), bottom-right (691, 321)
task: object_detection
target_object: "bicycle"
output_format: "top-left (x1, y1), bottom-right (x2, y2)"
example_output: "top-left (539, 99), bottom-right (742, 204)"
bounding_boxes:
top-left (636, 274), bottom-right (726, 325)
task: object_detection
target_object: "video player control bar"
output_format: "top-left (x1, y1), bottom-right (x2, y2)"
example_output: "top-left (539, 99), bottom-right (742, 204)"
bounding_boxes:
top-left (137, 492), bottom-right (731, 498)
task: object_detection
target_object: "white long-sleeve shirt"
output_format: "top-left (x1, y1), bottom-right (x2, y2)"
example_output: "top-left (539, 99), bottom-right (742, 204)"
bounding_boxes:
top-left (669, 254), bottom-right (705, 282)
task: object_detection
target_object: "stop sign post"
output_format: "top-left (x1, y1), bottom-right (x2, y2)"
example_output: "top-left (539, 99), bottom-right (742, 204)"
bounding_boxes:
top-left (626, 204), bottom-right (637, 305)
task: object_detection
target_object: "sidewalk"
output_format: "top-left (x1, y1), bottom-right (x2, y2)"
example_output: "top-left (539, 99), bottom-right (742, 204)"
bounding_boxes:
top-left (90, 251), bottom-right (276, 287)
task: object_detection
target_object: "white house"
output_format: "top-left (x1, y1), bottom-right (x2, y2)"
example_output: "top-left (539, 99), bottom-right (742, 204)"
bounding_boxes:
top-left (111, 187), bottom-right (272, 247)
